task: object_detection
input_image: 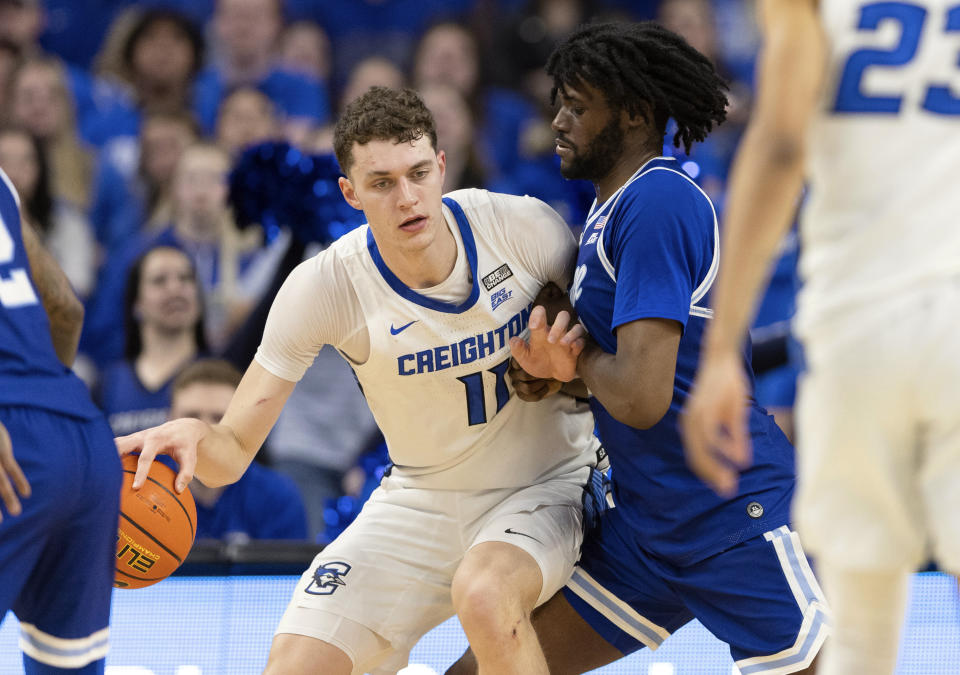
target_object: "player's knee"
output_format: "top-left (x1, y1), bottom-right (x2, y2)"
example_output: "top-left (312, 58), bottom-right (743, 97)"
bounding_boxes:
top-left (452, 571), bottom-right (528, 638)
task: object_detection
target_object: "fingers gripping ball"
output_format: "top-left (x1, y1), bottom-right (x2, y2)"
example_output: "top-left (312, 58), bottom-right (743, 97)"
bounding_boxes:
top-left (115, 454), bottom-right (196, 589)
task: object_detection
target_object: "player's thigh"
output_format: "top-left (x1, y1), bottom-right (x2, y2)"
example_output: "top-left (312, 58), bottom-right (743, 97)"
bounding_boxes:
top-left (563, 506), bottom-right (690, 659)
top-left (6, 409), bottom-right (119, 669)
top-left (468, 465), bottom-right (590, 607)
top-left (678, 527), bottom-right (829, 675)
top-left (265, 630), bottom-right (366, 675)
top-left (276, 478), bottom-right (463, 670)
top-left (794, 325), bottom-right (924, 569)
top-left (533, 591), bottom-right (626, 675)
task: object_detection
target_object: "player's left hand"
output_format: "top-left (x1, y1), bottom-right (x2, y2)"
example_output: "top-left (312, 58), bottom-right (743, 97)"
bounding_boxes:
top-left (0, 421), bottom-right (31, 521)
top-left (510, 305), bottom-right (586, 382)
top-left (681, 350), bottom-right (752, 497)
top-left (508, 357), bottom-right (563, 401)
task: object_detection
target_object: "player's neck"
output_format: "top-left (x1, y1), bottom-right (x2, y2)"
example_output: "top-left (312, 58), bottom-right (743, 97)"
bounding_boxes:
top-left (381, 218), bottom-right (459, 290)
top-left (137, 329), bottom-right (197, 388)
top-left (594, 147), bottom-right (661, 204)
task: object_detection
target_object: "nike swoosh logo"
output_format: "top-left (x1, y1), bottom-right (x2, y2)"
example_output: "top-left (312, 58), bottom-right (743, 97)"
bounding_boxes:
top-left (504, 528), bottom-right (543, 545)
top-left (390, 320), bottom-right (418, 335)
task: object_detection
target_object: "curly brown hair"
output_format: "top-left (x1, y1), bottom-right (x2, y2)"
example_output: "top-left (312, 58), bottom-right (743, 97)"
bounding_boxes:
top-left (333, 86), bottom-right (438, 175)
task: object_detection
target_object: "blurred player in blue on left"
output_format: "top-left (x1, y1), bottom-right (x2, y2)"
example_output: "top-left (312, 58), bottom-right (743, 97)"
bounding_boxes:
top-left (0, 166), bottom-right (122, 673)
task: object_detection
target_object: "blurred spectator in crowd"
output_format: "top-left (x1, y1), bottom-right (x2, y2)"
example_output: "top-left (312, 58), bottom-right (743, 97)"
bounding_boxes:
top-left (170, 358), bottom-right (308, 541)
top-left (339, 55), bottom-right (405, 111)
top-left (83, 142), bottom-right (285, 366)
top-left (34, 0), bottom-right (145, 69)
top-left (339, 54), bottom-right (406, 110)
top-left (278, 19), bottom-right (331, 83)
top-left (0, 38), bottom-right (19, 113)
top-left (83, 7), bottom-right (204, 153)
top-left (91, 108), bottom-right (201, 252)
top-left (308, 55), bottom-right (405, 153)
top-left (657, 0), bottom-right (752, 206)
top-left (215, 85), bottom-right (279, 157)
top-left (0, 0), bottom-right (132, 154)
top-left (5, 55), bottom-right (94, 210)
top-left (0, 0), bottom-right (43, 55)
top-left (419, 82), bottom-right (488, 191)
top-left (99, 244), bottom-right (206, 436)
top-left (412, 21), bottom-right (535, 186)
top-left (194, 0), bottom-right (329, 140)
top-left (482, 0), bottom-right (588, 94)
top-left (308, 0), bottom-right (474, 88)
top-left (0, 125), bottom-right (96, 297)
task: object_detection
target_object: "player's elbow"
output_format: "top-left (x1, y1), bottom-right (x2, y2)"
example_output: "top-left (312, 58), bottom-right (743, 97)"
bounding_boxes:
top-left (60, 294), bottom-right (85, 331)
top-left (612, 390), bottom-right (672, 430)
top-left (754, 126), bottom-right (806, 170)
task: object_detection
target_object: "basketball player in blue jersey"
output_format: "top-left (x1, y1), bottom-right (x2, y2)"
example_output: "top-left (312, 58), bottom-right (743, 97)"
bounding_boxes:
top-left (684, 0), bottom-right (960, 672)
top-left (117, 87), bottom-right (603, 675)
top-left (458, 22), bottom-right (829, 675)
top-left (0, 167), bottom-right (122, 673)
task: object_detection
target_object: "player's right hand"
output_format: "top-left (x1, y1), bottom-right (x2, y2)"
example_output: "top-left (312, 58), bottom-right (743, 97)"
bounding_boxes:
top-left (0, 421), bottom-right (31, 522)
top-left (115, 418), bottom-right (205, 494)
top-left (510, 306), bottom-right (586, 382)
top-left (680, 350), bottom-right (752, 497)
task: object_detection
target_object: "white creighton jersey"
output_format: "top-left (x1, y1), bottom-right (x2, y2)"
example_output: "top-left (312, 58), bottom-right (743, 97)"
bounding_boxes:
top-left (799, 0), bottom-right (960, 333)
top-left (256, 189), bottom-right (600, 490)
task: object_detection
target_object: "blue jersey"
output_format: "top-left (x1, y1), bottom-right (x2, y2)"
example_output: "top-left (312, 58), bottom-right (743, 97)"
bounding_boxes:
top-left (98, 360), bottom-right (177, 436)
top-left (571, 157), bottom-right (795, 565)
top-left (195, 462), bottom-right (308, 540)
top-left (0, 170), bottom-right (99, 420)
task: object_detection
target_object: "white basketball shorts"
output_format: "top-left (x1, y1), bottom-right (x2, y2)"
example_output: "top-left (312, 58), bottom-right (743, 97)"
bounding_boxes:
top-left (794, 277), bottom-right (960, 572)
top-left (275, 464), bottom-right (592, 673)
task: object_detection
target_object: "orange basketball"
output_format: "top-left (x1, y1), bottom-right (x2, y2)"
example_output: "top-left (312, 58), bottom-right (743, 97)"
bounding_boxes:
top-left (115, 454), bottom-right (196, 589)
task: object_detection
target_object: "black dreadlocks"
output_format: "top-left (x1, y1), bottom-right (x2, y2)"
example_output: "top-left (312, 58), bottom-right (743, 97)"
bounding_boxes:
top-left (547, 22), bottom-right (728, 154)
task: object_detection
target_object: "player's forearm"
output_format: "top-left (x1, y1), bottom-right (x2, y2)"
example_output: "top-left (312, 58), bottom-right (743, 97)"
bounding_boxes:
top-left (576, 341), bottom-right (666, 429)
top-left (193, 422), bottom-right (257, 488)
top-left (705, 0), bottom-right (825, 358)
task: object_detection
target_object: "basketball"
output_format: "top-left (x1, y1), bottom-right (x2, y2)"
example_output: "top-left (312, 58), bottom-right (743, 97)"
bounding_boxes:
top-left (115, 454), bottom-right (196, 589)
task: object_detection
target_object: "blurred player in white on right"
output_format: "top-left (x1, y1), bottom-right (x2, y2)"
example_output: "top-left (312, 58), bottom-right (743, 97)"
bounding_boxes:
top-left (683, 0), bottom-right (960, 673)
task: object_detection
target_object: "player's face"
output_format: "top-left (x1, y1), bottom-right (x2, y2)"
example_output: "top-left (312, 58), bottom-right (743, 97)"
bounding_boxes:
top-left (339, 134), bottom-right (447, 255)
top-left (551, 80), bottom-right (626, 182)
top-left (135, 248), bottom-right (201, 332)
top-left (170, 382), bottom-right (233, 425)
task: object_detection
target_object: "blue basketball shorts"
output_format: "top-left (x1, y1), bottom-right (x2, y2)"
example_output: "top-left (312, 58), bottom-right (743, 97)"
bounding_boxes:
top-left (563, 506), bottom-right (831, 674)
top-left (0, 406), bottom-right (122, 672)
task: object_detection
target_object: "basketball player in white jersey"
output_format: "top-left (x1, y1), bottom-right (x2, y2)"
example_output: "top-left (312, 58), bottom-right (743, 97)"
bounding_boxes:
top-left (116, 86), bottom-right (602, 675)
top-left (683, 0), bottom-right (960, 673)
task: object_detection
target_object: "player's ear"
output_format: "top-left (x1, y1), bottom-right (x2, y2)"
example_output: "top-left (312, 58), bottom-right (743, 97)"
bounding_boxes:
top-left (436, 149), bottom-right (446, 181)
top-left (625, 101), bottom-right (655, 130)
top-left (339, 176), bottom-right (362, 211)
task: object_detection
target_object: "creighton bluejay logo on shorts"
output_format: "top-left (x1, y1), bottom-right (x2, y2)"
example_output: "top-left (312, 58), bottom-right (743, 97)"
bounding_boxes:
top-left (305, 561), bottom-right (352, 595)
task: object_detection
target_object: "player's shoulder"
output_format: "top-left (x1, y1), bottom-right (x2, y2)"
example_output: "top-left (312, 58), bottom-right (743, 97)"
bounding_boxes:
top-left (444, 187), bottom-right (561, 234)
top-left (281, 226), bottom-right (366, 296)
top-left (627, 159), bottom-right (707, 200)
top-left (621, 159), bottom-right (715, 219)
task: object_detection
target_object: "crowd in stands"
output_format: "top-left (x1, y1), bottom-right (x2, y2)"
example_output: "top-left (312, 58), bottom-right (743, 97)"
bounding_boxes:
top-left (0, 0), bottom-right (790, 545)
